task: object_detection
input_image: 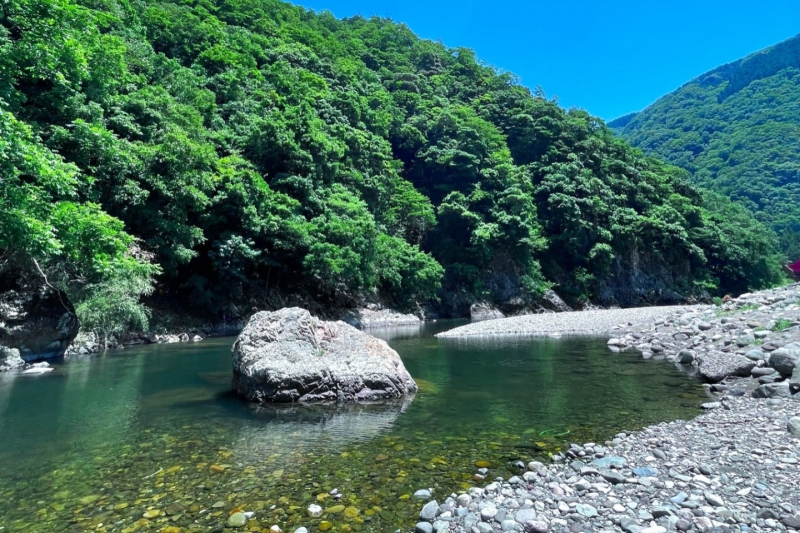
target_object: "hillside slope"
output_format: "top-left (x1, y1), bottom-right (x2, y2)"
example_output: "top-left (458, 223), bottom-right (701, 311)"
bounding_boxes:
top-left (610, 35), bottom-right (800, 258)
top-left (0, 0), bottom-right (784, 331)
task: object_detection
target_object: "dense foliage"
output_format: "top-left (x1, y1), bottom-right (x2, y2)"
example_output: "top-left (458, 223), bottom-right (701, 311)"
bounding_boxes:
top-left (610, 35), bottom-right (800, 259)
top-left (0, 0), bottom-right (785, 325)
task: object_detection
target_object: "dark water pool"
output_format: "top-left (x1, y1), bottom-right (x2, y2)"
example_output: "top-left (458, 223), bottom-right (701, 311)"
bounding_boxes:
top-left (0, 322), bottom-right (705, 532)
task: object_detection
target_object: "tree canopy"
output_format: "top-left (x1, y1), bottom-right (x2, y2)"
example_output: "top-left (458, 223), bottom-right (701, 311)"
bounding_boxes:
top-left (0, 0), bottom-right (785, 327)
top-left (610, 34), bottom-right (800, 259)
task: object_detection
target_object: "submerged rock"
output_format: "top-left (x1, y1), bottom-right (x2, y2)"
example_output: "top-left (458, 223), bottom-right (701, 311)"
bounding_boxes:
top-left (231, 307), bottom-right (417, 402)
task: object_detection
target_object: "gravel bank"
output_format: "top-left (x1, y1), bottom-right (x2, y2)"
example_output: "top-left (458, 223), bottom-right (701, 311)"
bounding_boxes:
top-left (435, 306), bottom-right (700, 338)
top-left (414, 285), bottom-right (800, 533)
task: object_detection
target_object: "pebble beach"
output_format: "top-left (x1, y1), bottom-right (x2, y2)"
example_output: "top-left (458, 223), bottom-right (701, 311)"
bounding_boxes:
top-left (414, 285), bottom-right (800, 533)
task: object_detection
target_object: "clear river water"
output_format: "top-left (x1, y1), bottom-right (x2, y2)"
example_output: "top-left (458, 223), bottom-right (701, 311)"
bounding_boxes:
top-left (0, 321), bottom-right (706, 533)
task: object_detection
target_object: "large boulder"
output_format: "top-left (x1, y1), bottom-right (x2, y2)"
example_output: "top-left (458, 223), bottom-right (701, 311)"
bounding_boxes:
top-left (768, 348), bottom-right (799, 376)
top-left (696, 351), bottom-right (756, 383)
top-left (0, 263), bottom-right (79, 362)
top-left (232, 308), bottom-right (418, 403)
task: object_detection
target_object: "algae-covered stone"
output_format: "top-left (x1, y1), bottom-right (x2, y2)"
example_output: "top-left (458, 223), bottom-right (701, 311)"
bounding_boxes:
top-left (227, 512), bottom-right (247, 527)
top-left (231, 308), bottom-right (417, 402)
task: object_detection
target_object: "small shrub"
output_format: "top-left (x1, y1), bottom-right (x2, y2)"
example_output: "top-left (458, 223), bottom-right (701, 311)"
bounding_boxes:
top-left (772, 318), bottom-right (792, 332)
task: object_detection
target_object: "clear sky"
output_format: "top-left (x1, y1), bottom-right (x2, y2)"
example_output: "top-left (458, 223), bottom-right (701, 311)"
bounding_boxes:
top-left (293, 0), bottom-right (800, 120)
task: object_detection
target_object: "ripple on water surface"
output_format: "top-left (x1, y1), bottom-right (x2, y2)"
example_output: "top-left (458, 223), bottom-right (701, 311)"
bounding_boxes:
top-left (0, 322), bottom-right (705, 532)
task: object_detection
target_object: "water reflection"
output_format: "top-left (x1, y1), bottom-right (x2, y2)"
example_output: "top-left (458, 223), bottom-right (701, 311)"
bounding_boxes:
top-left (233, 399), bottom-right (414, 460)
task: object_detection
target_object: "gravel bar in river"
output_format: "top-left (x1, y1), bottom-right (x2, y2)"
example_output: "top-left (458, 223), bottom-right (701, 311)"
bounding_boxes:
top-left (414, 285), bottom-right (800, 533)
top-left (436, 306), bottom-right (700, 338)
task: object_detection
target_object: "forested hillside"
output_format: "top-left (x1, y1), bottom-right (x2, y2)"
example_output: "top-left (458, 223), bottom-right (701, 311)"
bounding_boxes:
top-left (0, 0), bottom-right (785, 330)
top-left (610, 34), bottom-right (800, 258)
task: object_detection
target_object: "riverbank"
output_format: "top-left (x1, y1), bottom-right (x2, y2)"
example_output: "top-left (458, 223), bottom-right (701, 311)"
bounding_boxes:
top-left (416, 285), bottom-right (800, 533)
top-left (435, 306), bottom-right (701, 338)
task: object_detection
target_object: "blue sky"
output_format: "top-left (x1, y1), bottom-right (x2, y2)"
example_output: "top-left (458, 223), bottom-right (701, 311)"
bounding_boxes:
top-left (294, 0), bottom-right (800, 120)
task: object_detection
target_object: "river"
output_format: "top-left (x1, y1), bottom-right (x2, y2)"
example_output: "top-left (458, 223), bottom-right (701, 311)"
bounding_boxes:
top-left (0, 321), bottom-right (705, 532)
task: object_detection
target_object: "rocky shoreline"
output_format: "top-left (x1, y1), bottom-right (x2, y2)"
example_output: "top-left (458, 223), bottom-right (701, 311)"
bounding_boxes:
top-left (436, 306), bottom-right (700, 338)
top-left (411, 284), bottom-right (800, 533)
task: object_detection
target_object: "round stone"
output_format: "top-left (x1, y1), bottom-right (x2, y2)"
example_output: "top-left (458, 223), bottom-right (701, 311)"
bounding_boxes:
top-left (227, 512), bottom-right (247, 528)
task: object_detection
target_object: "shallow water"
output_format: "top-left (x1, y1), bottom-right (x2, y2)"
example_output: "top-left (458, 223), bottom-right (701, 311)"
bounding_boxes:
top-left (0, 322), bottom-right (705, 532)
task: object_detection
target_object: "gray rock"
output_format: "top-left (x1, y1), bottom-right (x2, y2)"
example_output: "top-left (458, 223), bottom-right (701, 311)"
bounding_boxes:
top-left (576, 504), bottom-right (597, 517)
top-left (697, 351), bottom-right (756, 383)
top-left (480, 507), bottom-right (498, 522)
top-left (600, 471), bottom-right (627, 484)
top-left (737, 334), bottom-right (755, 347)
top-left (345, 307), bottom-right (421, 328)
top-left (620, 517), bottom-right (642, 533)
top-left (573, 478), bottom-right (591, 491)
top-left (515, 509), bottom-right (537, 524)
top-left (788, 417), bottom-right (800, 436)
top-left (420, 501), bottom-right (440, 521)
top-left (470, 303), bottom-right (505, 322)
top-left (677, 350), bottom-right (695, 364)
top-left (751, 366), bottom-right (777, 377)
top-left (768, 348), bottom-right (799, 376)
top-left (752, 383), bottom-right (792, 399)
top-left (745, 349), bottom-right (765, 361)
top-left (413, 489), bottom-right (433, 500)
top-left (231, 308), bottom-right (417, 402)
top-left (432, 521), bottom-right (450, 533)
top-left (501, 519), bottom-right (520, 531)
top-left (415, 523), bottom-right (433, 533)
top-left (477, 522), bottom-right (494, 533)
top-left (524, 521), bottom-right (548, 533)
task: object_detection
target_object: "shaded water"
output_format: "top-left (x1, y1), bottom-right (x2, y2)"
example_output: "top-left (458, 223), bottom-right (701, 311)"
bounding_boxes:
top-left (0, 322), bottom-right (706, 533)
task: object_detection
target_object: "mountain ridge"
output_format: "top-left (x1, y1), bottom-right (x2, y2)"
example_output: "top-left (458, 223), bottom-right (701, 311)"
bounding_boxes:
top-left (611, 33), bottom-right (800, 257)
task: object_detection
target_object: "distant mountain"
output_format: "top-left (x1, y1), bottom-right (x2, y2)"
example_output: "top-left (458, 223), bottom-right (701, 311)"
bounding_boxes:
top-left (610, 34), bottom-right (800, 258)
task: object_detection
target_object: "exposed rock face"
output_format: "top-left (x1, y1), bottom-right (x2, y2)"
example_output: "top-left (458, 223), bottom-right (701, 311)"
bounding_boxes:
top-left (594, 250), bottom-right (708, 307)
top-left (0, 264), bottom-right (79, 362)
top-left (541, 290), bottom-right (572, 312)
top-left (232, 308), bottom-right (418, 403)
top-left (0, 346), bottom-right (24, 371)
top-left (469, 303), bottom-right (504, 322)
